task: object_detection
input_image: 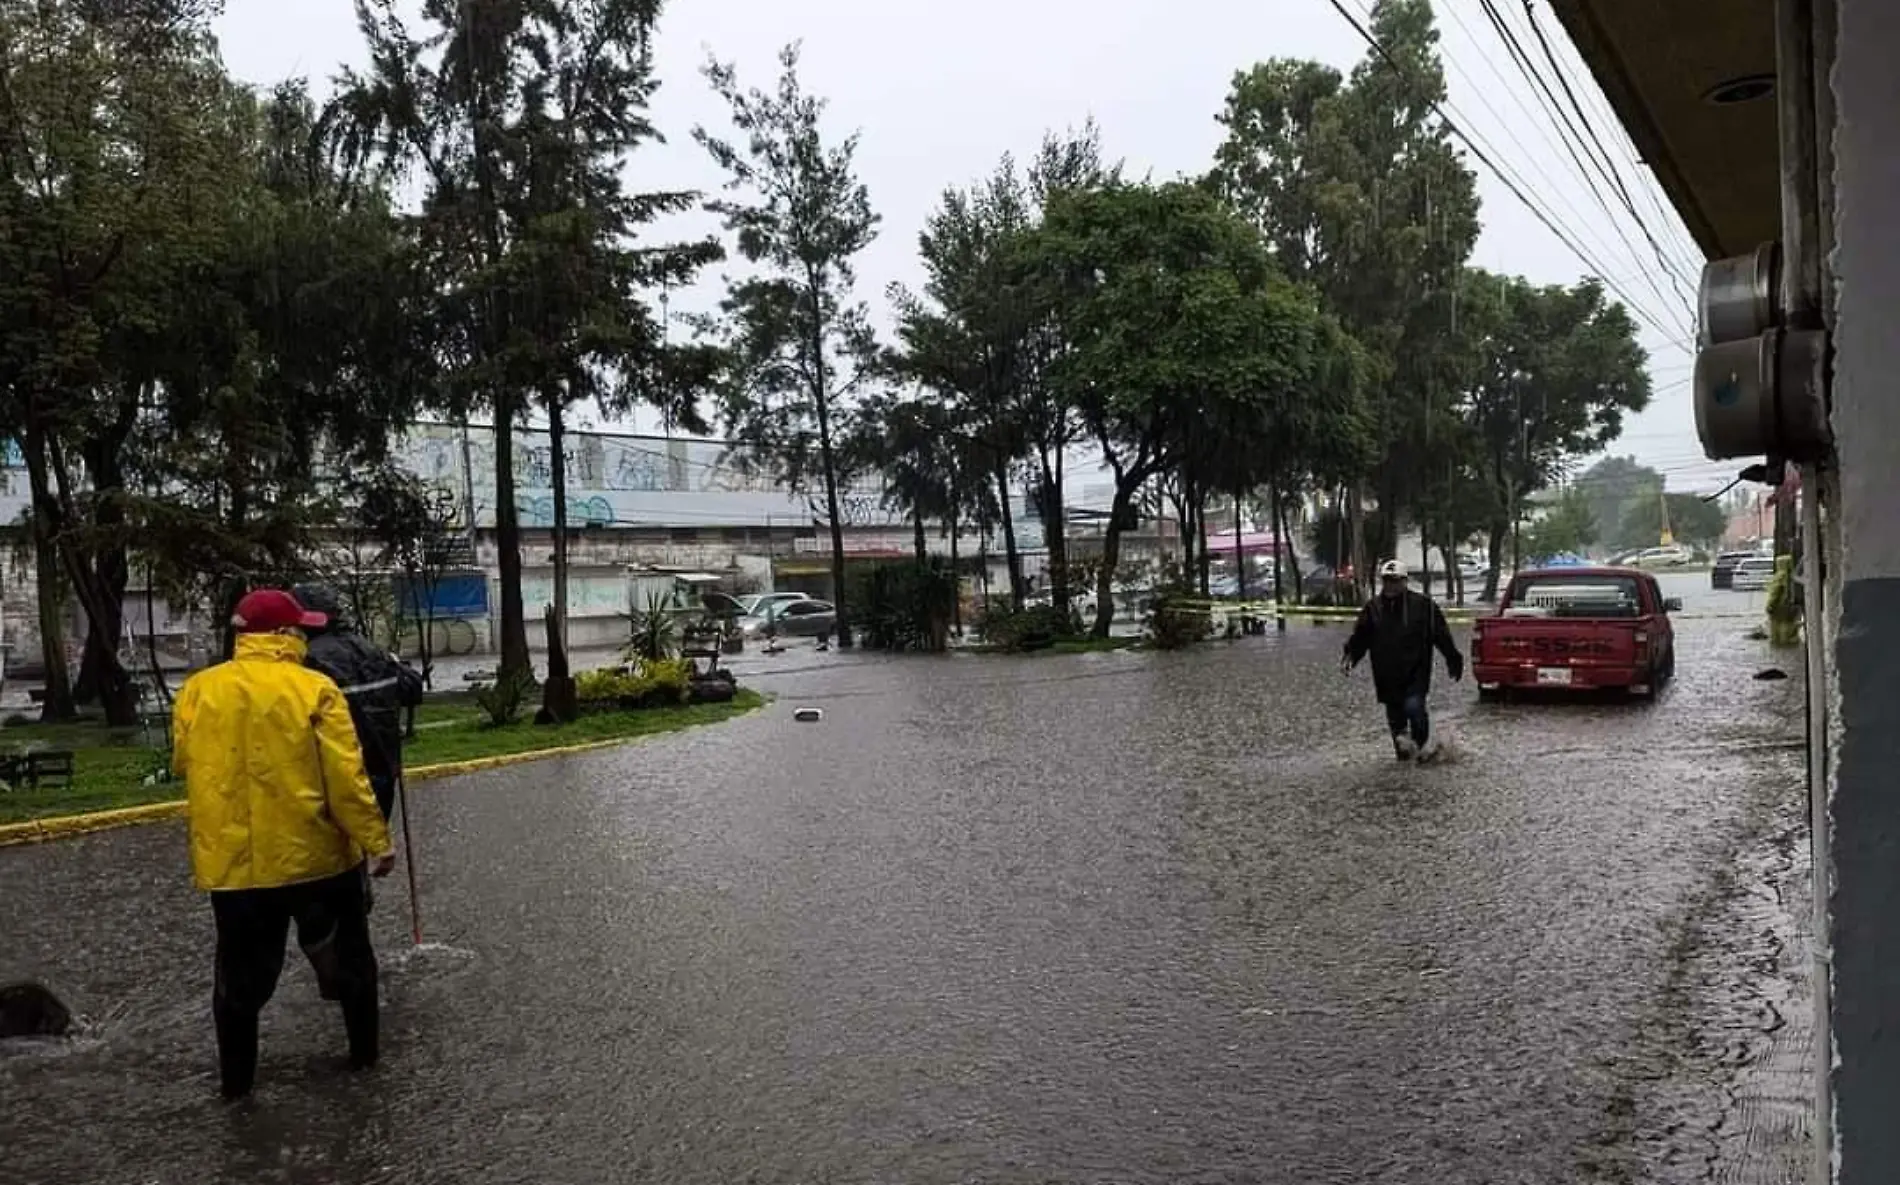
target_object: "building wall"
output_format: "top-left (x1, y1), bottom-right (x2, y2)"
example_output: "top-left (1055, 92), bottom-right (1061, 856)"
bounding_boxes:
top-left (1828, 1), bottom-right (1900, 1178)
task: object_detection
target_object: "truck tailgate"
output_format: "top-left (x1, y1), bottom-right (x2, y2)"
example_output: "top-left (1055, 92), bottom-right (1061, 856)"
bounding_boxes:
top-left (1478, 615), bottom-right (1647, 686)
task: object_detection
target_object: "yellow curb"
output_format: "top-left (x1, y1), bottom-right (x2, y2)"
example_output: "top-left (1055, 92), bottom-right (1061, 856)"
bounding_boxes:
top-left (0, 800), bottom-right (188, 847)
top-left (0, 701), bottom-right (766, 848)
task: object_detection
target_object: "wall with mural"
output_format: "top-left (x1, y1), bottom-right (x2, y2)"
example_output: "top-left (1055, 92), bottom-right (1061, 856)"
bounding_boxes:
top-left (394, 422), bottom-right (1044, 546)
top-left (0, 425), bottom-right (1046, 545)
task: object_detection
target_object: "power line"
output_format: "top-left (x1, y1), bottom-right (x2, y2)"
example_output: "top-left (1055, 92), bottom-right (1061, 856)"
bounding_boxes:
top-left (1471, 0), bottom-right (1697, 336)
top-left (1316, 0), bottom-right (1689, 345)
top-left (1512, 0), bottom-right (1702, 303)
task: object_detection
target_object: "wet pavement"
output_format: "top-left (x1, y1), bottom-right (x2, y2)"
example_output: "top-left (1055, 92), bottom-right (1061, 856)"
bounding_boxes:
top-left (0, 574), bottom-right (1810, 1184)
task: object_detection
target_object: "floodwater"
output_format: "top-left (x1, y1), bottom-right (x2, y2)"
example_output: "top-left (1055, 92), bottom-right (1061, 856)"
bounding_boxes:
top-left (0, 574), bottom-right (1811, 1184)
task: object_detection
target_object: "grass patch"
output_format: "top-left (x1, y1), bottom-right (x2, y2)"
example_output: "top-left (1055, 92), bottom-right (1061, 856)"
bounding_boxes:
top-left (0, 689), bottom-right (764, 826)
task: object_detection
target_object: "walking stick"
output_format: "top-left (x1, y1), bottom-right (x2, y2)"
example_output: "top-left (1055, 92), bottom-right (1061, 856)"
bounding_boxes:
top-left (395, 772), bottom-right (423, 946)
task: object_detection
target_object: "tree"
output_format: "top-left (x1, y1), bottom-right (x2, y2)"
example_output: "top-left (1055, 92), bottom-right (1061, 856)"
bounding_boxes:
top-left (0, 1), bottom-right (224, 720)
top-left (332, 0), bottom-right (718, 685)
top-left (1450, 271), bottom-right (1651, 594)
top-left (1619, 492), bottom-right (1727, 553)
top-left (694, 43), bottom-right (881, 647)
top-left (843, 391), bottom-right (954, 563)
top-left (350, 465), bottom-right (465, 693)
top-left (1575, 455), bottom-right (1663, 553)
top-left (1030, 181), bottom-right (1351, 637)
top-left (1525, 486), bottom-right (1599, 560)
top-left (1212, 0), bottom-right (1481, 582)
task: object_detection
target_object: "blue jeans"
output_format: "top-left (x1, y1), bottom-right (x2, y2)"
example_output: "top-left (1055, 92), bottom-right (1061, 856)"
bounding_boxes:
top-left (1384, 694), bottom-right (1430, 747)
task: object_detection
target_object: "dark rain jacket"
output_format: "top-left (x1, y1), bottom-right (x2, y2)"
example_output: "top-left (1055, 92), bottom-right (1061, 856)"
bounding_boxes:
top-left (1344, 588), bottom-right (1464, 704)
top-left (303, 628), bottom-right (424, 799)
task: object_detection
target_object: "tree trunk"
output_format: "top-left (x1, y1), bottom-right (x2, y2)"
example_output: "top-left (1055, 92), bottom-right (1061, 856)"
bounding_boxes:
top-left (1483, 520), bottom-right (1507, 601)
top-left (948, 495), bottom-right (963, 637)
top-left (493, 407), bottom-right (532, 678)
top-left (540, 395), bottom-right (575, 723)
top-left (1278, 489), bottom-right (1302, 600)
top-left (1347, 484), bottom-right (1367, 603)
top-left (547, 397), bottom-right (570, 652)
top-left (1092, 483), bottom-right (1137, 639)
top-left (996, 462), bottom-right (1023, 610)
top-left (1042, 450), bottom-right (1070, 613)
top-left (912, 511), bottom-right (928, 564)
top-left (20, 427), bottom-right (73, 721)
top-left (1233, 500), bottom-right (1247, 602)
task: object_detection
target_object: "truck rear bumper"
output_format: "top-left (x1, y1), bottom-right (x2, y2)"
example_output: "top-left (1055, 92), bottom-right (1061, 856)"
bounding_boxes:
top-left (1474, 662), bottom-right (1646, 690)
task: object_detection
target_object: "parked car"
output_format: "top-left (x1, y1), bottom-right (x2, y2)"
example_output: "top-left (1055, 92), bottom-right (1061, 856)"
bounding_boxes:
top-left (1729, 556), bottom-right (1777, 592)
top-left (1710, 550), bottom-right (1761, 589)
top-left (1470, 566), bottom-right (1679, 701)
top-left (737, 598), bottom-right (837, 639)
top-left (1629, 545), bottom-right (1694, 569)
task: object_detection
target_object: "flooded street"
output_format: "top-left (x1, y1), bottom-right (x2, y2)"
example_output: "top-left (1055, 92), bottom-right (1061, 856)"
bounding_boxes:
top-left (0, 575), bottom-right (1811, 1184)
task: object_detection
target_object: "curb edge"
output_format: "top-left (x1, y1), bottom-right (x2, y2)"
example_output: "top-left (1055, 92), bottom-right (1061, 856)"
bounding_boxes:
top-left (0, 701), bottom-right (765, 849)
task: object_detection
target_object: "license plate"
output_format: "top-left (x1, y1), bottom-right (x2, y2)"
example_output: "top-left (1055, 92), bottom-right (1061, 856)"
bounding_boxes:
top-left (1536, 666), bottom-right (1573, 686)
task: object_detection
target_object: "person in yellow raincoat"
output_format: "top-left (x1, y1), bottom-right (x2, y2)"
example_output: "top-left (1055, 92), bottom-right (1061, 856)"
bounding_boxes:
top-left (172, 588), bottom-right (397, 1100)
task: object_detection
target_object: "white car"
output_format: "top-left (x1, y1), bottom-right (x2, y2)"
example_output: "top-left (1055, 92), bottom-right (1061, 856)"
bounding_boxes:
top-left (1630, 545), bottom-right (1694, 568)
top-left (1730, 556), bottom-right (1777, 591)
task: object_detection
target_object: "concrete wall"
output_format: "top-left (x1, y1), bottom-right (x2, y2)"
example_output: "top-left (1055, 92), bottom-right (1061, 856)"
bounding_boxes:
top-left (1827, 0), bottom-right (1900, 1178)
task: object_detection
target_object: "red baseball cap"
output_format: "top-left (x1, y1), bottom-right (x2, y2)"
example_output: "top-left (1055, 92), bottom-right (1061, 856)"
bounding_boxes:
top-left (231, 588), bottom-right (328, 633)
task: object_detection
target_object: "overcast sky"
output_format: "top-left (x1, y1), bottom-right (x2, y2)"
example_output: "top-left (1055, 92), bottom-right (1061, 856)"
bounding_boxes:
top-left (211, 0), bottom-right (1723, 492)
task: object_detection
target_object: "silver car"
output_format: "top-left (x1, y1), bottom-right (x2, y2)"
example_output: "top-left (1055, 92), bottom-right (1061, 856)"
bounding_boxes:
top-left (738, 598), bottom-right (837, 638)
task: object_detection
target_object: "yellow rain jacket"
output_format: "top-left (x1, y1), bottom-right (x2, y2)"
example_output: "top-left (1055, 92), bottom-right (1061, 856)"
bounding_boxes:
top-left (173, 633), bottom-right (393, 892)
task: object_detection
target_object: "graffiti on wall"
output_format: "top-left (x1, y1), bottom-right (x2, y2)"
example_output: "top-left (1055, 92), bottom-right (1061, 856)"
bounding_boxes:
top-left (393, 422), bottom-right (905, 530)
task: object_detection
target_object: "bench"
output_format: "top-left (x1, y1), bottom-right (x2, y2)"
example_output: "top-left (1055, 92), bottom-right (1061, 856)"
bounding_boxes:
top-left (0, 748), bottom-right (74, 791)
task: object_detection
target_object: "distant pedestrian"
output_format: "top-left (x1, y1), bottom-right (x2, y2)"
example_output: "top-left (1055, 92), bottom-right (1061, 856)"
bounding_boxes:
top-left (172, 588), bottom-right (395, 1100)
top-left (1341, 559), bottom-right (1464, 761)
top-left (291, 583), bottom-right (425, 821)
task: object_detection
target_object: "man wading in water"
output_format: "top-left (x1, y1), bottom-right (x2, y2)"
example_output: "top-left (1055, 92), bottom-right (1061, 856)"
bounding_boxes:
top-left (292, 583), bottom-right (424, 824)
top-left (1341, 559), bottom-right (1464, 761)
top-left (173, 588), bottom-right (396, 1099)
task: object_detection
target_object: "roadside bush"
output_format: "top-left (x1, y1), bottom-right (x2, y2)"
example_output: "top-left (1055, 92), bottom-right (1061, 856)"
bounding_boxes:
top-left (852, 561), bottom-right (957, 652)
top-left (1145, 586), bottom-right (1213, 650)
top-left (473, 666), bottom-right (537, 727)
top-left (574, 657), bottom-right (695, 709)
top-left (626, 592), bottom-right (680, 661)
top-left (975, 602), bottom-right (1076, 652)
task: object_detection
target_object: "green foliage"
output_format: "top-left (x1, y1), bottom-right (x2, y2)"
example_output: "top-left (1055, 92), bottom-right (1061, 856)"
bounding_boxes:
top-left (693, 43), bottom-right (881, 646)
top-left (1212, 0), bottom-right (1480, 537)
top-left (1577, 456), bottom-right (1664, 552)
top-left (626, 593), bottom-right (680, 663)
top-left (1307, 505), bottom-right (1395, 575)
top-left (1526, 487), bottom-right (1600, 560)
top-left (473, 667), bottom-right (537, 728)
top-left (850, 561), bottom-right (959, 652)
top-left (329, 0), bottom-right (722, 679)
top-left (1145, 586), bottom-right (1214, 650)
top-left (1618, 493), bottom-right (1728, 553)
top-left (973, 603), bottom-right (1076, 653)
top-left (576, 658), bottom-right (693, 708)
top-left (1027, 179), bottom-right (1358, 635)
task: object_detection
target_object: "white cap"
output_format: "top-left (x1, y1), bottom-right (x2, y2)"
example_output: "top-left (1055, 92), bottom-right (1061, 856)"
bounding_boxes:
top-left (1377, 559), bottom-right (1409, 580)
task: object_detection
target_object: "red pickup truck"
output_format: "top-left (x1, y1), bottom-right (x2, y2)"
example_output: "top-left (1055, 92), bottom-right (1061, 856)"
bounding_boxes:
top-left (1471, 567), bottom-right (1680, 701)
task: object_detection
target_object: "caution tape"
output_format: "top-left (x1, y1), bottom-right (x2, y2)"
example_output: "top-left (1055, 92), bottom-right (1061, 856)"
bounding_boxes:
top-left (1158, 597), bottom-right (1481, 620)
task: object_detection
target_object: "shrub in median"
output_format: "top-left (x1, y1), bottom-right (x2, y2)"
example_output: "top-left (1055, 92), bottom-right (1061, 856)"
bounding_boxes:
top-left (974, 602), bottom-right (1078, 652)
top-left (575, 658), bottom-right (695, 710)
